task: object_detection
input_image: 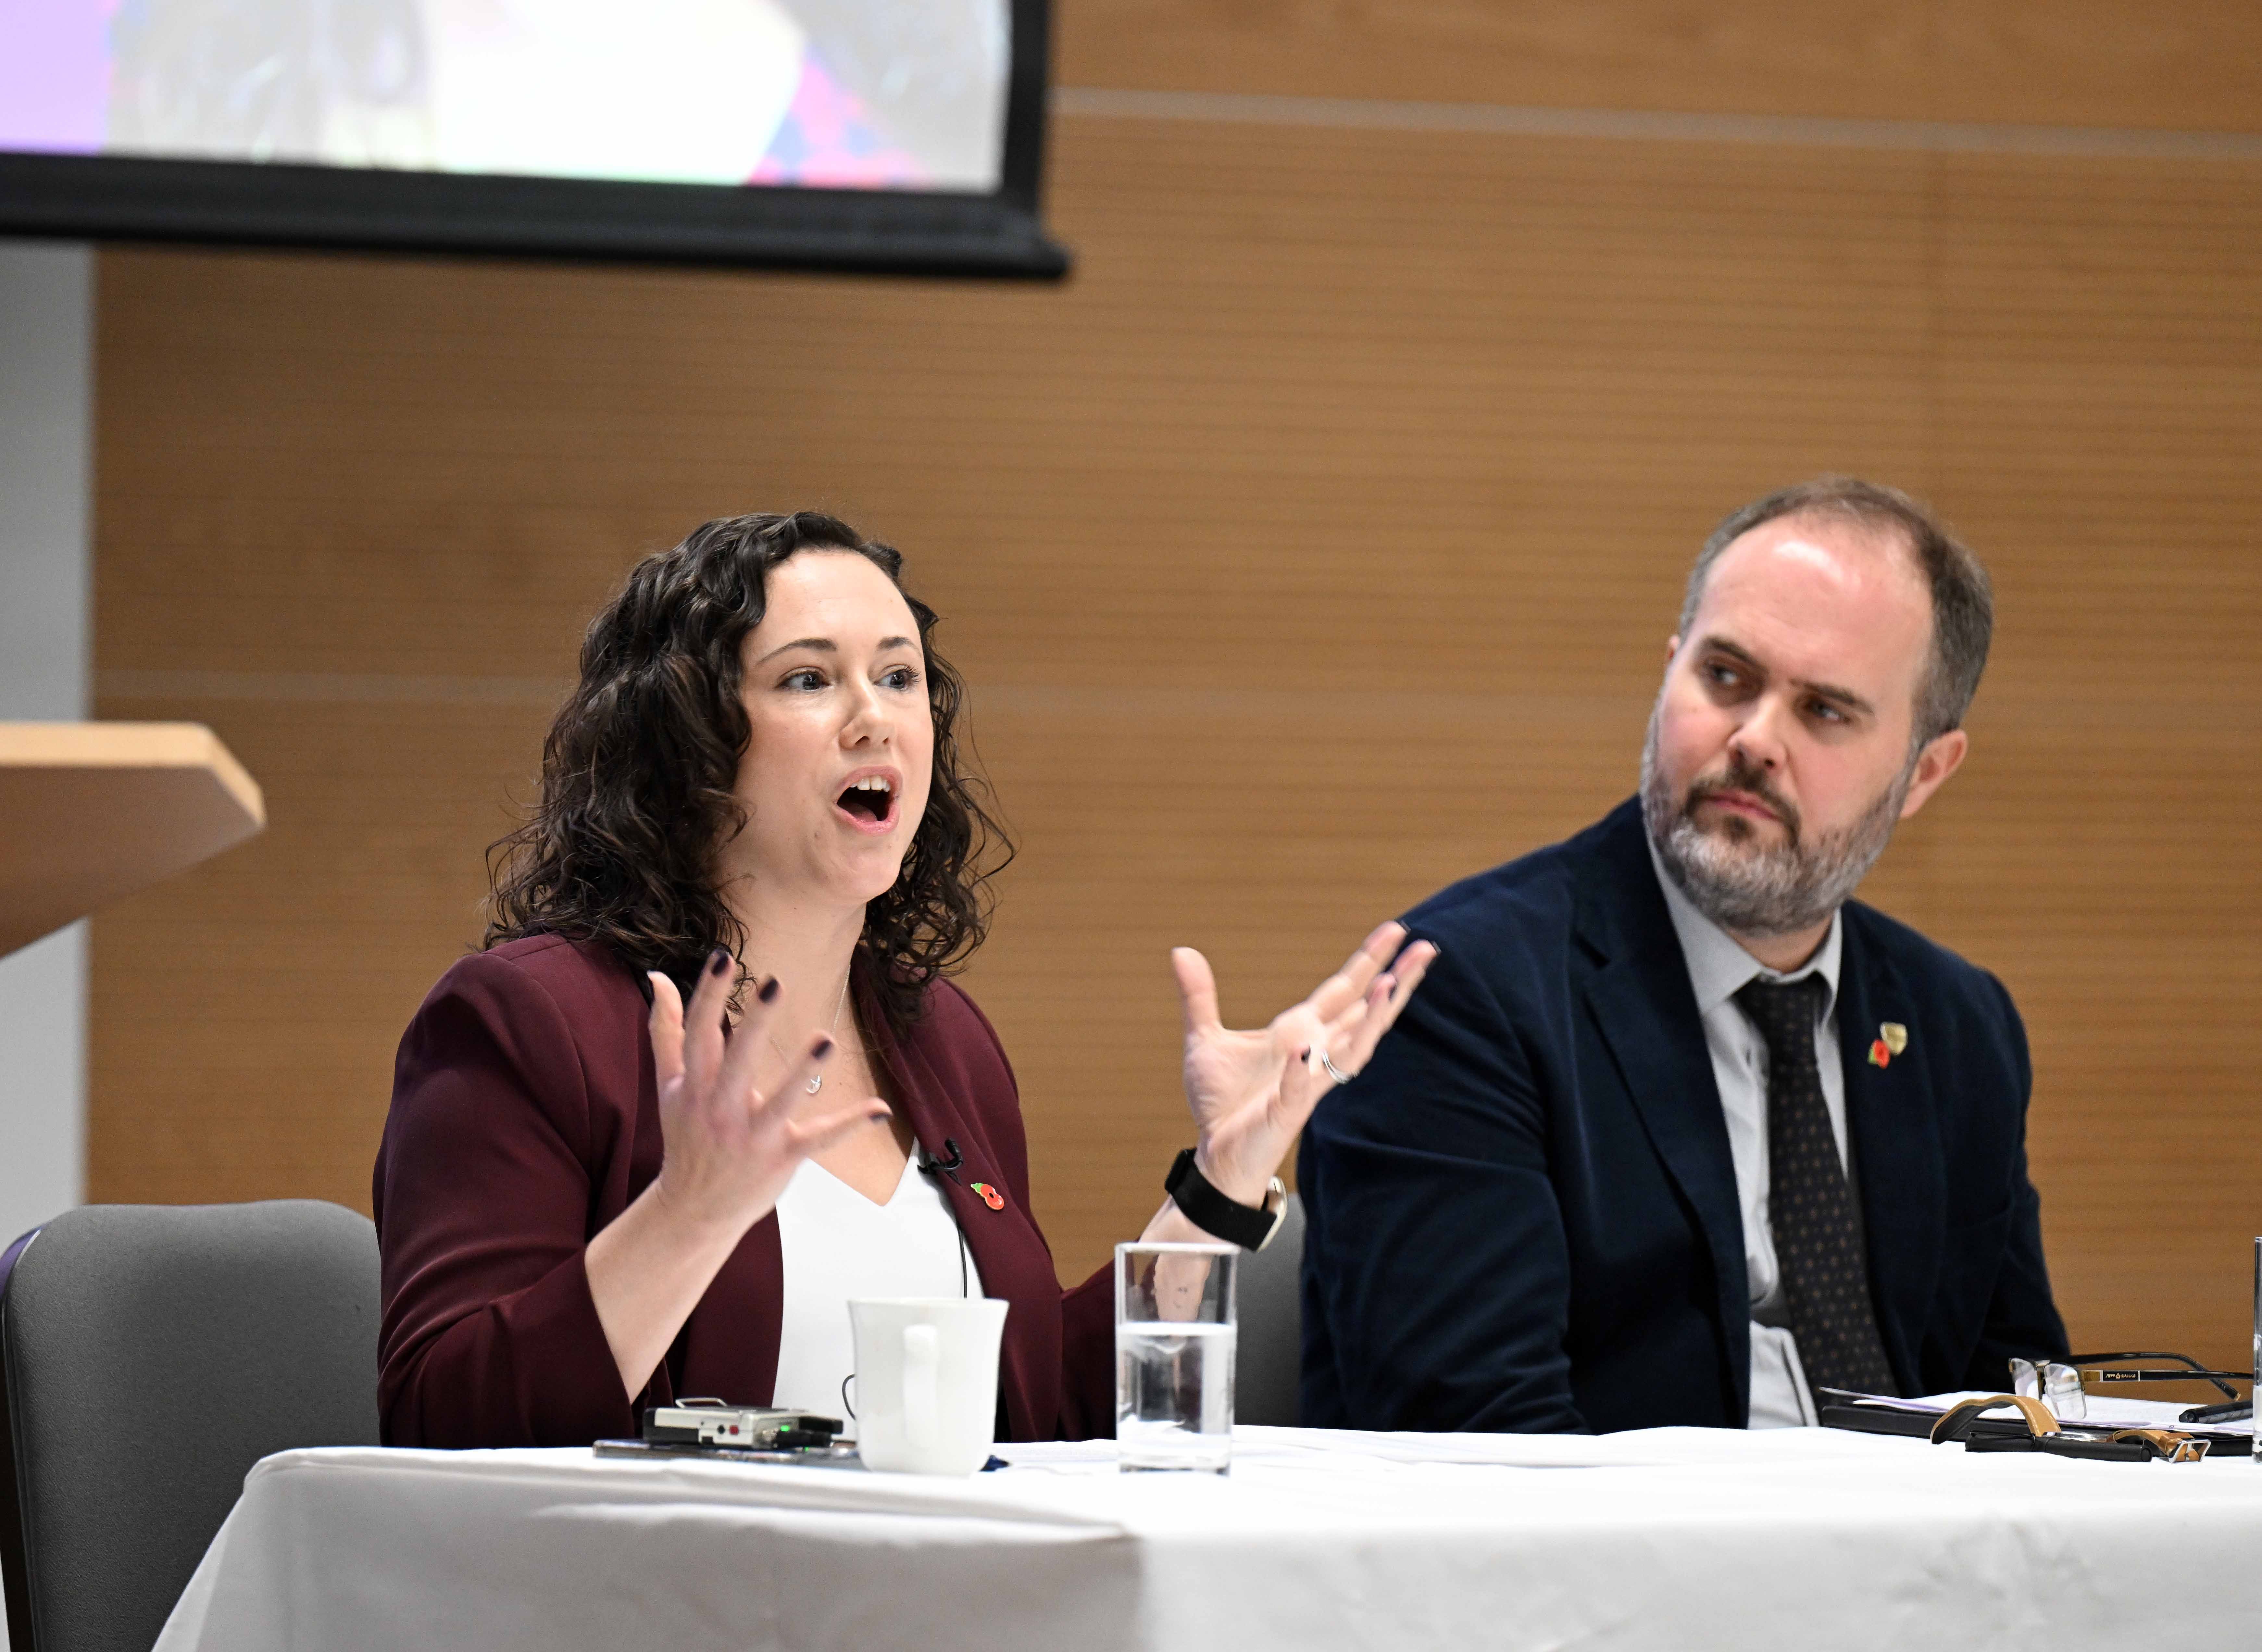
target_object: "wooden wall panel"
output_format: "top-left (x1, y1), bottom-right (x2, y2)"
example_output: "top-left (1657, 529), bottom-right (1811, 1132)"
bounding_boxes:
top-left (1056, 1), bottom-right (2262, 134)
top-left (85, 695), bottom-right (552, 1209)
top-left (1920, 152), bottom-right (2262, 1362)
top-left (88, 44), bottom-right (2262, 1379)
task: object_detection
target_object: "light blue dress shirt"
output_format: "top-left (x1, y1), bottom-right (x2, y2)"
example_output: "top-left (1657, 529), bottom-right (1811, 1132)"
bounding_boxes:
top-left (1647, 838), bottom-right (1848, 1429)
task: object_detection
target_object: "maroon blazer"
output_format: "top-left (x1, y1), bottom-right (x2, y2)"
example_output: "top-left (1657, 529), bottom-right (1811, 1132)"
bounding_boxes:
top-left (373, 934), bottom-right (1116, 1448)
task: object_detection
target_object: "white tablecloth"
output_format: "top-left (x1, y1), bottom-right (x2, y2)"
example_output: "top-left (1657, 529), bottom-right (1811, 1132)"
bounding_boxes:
top-left (155, 1425), bottom-right (2262, 1651)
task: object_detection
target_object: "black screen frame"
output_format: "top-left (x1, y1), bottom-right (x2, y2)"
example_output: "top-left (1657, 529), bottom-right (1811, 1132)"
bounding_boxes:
top-left (0, 0), bottom-right (1066, 279)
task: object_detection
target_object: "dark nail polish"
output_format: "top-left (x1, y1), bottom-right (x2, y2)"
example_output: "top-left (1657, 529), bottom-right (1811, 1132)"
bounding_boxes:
top-left (757, 976), bottom-right (780, 1003)
top-left (707, 948), bottom-right (732, 977)
top-left (812, 1037), bottom-right (834, 1060)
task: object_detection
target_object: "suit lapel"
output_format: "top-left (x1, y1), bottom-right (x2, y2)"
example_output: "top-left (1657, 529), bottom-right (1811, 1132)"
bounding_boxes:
top-left (868, 1002), bottom-right (1056, 1441)
top-left (1837, 914), bottom-right (1943, 1393)
top-left (866, 1005), bottom-right (993, 1255)
top-left (1575, 820), bottom-right (1751, 1419)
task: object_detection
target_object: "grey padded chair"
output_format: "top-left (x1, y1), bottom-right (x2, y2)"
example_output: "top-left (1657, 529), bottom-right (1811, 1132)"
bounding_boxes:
top-left (1234, 1192), bottom-right (1305, 1427)
top-left (0, 1201), bottom-right (381, 1652)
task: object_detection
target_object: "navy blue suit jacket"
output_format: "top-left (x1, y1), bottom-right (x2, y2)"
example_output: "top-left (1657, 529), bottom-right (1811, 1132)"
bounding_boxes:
top-left (1299, 798), bottom-right (2068, 1433)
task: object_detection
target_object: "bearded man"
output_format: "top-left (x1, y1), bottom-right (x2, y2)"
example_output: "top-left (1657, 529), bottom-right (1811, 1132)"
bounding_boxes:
top-left (1299, 477), bottom-right (2068, 1433)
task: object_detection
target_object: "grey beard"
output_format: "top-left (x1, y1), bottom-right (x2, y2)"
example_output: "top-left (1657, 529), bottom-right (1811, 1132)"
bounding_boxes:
top-left (1639, 709), bottom-right (1909, 938)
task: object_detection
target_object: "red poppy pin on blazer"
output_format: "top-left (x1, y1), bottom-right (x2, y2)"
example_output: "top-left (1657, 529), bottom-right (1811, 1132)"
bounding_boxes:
top-left (970, 1181), bottom-right (1005, 1210)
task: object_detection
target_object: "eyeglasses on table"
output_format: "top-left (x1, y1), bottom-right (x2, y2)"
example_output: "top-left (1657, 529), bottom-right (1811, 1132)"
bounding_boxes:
top-left (2009, 1350), bottom-right (2249, 1422)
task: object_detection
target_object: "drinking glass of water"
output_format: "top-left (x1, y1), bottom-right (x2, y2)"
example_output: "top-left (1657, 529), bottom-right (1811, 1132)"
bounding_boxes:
top-left (1116, 1241), bottom-right (1237, 1473)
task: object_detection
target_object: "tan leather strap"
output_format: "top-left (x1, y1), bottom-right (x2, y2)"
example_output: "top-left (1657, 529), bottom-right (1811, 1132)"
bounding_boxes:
top-left (1929, 1394), bottom-right (2062, 1443)
top-left (2107, 1428), bottom-right (2210, 1463)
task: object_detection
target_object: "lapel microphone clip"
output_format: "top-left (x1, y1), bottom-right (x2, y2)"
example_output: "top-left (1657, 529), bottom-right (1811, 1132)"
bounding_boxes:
top-left (917, 1137), bottom-right (964, 1184)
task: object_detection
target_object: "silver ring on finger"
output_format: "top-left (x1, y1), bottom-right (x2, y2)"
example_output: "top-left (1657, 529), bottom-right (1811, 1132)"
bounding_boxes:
top-left (1318, 1048), bottom-right (1357, 1085)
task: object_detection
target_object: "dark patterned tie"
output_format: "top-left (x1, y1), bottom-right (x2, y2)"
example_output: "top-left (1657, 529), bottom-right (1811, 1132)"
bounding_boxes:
top-left (1734, 976), bottom-right (1899, 1405)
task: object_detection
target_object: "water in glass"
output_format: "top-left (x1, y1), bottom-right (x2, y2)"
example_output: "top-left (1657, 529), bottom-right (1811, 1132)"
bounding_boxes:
top-left (1116, 1320), bottom-right (1235, 1472)
top-left (1115, 1240), bottom-right (1237, 1473)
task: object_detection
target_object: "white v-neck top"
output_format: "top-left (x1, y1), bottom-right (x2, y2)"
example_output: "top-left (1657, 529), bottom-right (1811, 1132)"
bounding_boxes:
top-left (768, 1153), bottom-right (981, 1416)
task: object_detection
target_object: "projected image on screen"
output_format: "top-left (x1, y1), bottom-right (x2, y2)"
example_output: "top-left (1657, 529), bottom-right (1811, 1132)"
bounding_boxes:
top-left (0, 0), bottom-right (1010, 193)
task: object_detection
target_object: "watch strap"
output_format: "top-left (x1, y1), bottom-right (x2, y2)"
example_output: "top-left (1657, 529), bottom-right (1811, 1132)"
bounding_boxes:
top-left (1165, 1147), bottom-right (1286, 1252)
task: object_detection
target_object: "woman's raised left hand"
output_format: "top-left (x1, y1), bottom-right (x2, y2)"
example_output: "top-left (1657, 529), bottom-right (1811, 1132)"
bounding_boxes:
top-left (1169, 921), bottom-right (1436, 1208)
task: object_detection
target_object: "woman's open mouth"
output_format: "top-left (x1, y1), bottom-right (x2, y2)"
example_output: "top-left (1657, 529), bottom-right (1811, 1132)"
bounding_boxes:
top-left (834, 773), bottom-right (898, 833)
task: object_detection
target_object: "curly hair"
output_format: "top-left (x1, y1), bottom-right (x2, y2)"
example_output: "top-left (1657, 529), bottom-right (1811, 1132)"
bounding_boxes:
top-left (484, 511), bottom-right (1010, 1035)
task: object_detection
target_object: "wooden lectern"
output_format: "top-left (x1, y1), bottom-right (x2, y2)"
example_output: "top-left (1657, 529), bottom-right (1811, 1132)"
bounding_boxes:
top-left (0, 723), bottom-right (266, 958)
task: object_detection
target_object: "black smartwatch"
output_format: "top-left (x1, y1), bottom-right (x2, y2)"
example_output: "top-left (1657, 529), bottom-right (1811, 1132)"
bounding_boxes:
top-left (1164, 1148), bottom-right (1288, 1252)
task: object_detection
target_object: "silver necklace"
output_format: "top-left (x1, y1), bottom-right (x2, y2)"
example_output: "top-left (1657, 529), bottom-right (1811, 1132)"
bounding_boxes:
top-left (772, 969), bottom-right (852, 1095)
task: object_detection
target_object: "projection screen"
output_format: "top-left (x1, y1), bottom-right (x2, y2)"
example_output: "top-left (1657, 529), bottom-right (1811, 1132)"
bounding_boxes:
top-left (0, 0), bottom-right (1065, 275)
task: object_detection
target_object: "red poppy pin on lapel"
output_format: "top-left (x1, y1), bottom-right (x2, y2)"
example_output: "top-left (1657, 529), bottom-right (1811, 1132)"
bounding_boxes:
top-left (970, 1182), bottom-right (1005, 1211)
top-left (1870, 1022), bottom-right (1909, 1068)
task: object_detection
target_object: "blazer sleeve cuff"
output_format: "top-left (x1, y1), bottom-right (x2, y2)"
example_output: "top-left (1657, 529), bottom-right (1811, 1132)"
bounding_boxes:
top-left (514, 1249), bottom-right (639, 1444)
top-left (387, 1249), bottom-right (637, 1448)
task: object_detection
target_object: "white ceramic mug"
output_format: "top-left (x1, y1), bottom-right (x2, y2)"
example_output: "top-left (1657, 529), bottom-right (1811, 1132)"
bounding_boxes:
top-left (847, 1296), bottom-right (1009, 1475)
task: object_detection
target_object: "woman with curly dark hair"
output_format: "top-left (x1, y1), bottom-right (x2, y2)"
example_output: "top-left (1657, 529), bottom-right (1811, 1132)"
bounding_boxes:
top-left (372, 512), bottom-right (1431, 1448)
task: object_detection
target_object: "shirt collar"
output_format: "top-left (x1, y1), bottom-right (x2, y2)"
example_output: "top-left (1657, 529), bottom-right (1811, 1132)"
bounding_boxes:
top-left (1645, 832), bottom-right (1842, 1021)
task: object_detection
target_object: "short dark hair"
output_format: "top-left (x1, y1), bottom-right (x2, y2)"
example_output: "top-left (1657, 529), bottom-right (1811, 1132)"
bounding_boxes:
top-left (485, 511), bottom-right (1009, 1036)
top-left (1679, 476), bottom-right (1993, 745)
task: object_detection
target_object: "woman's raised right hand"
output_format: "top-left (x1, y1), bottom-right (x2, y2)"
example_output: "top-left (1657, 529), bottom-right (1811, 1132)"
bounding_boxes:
top-left (643, 948), bottom-right (890, 1236)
